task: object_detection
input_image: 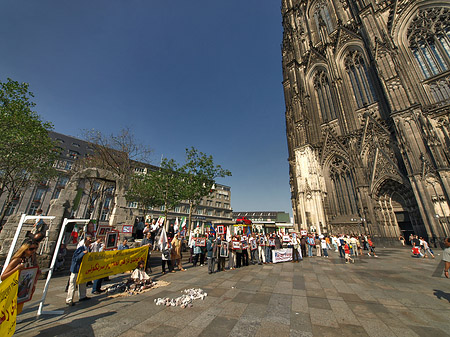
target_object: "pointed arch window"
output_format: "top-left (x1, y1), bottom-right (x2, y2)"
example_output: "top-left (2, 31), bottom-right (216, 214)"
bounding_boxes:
top-left (329, 157), bottom-right (358, 215)
top-left (314, 2), bottom-right (334, 33)
top-left (408, 8), bottom-right (450, 78)
top-left (314, 70), bottom-right (337, 122)
top-left (344, 51), bottom-right (377, 108)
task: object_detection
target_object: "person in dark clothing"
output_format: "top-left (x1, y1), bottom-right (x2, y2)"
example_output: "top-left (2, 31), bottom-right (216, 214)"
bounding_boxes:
top-left (300, 236), bottom-right (307, 258)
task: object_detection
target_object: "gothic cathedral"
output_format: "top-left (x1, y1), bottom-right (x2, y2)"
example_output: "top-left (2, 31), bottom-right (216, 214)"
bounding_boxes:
top-left (282, 0), bottom-right (450, 244)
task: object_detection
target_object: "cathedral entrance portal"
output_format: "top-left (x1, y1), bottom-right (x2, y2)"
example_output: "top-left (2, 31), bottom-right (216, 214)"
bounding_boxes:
top-left (373, 179), bottom-right (423, 241)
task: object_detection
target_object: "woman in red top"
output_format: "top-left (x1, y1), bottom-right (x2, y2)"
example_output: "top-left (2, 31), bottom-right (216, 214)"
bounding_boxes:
top-left (367, 237), bottom-right (378, 257)
top-left (344, 243), bottom-right (354, 264)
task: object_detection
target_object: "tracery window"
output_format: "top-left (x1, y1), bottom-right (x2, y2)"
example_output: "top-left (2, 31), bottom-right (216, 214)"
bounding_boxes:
top-left (314, 2), bottom-right (334, 33)
top-left (408, 8), bottom-right (450, 78)
top-left (314, 70), bottom-right (337, 122)
top-left (329, 157), bottom-right (358, 215)
top-left (344, 51), bottom-right (377, 108)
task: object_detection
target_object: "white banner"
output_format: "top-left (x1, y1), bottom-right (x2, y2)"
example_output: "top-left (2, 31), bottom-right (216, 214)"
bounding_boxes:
top-left (272, 248), bottom-right (293, 263)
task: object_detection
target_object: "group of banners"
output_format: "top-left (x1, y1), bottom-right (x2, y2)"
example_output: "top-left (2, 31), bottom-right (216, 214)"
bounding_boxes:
top-left (0, 271), bottom-right (19, 337)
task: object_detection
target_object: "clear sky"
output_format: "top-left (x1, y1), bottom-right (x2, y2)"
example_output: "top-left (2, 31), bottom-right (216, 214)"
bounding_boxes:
top-left (0, 1), bottom-right (292, 215)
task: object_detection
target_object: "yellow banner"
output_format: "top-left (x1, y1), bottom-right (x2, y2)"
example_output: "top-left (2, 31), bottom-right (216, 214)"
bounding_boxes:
top-left (0, 271), bottom-right (19, 337)
top-left (77, 246), bottom-right (149, 284)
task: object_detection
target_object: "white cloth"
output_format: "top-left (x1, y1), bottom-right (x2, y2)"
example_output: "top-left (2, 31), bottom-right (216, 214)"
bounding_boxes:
top-left (131, 268), bottom-right (151, 281)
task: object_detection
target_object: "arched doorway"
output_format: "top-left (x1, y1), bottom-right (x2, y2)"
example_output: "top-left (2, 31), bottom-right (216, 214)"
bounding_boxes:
top-left (373, 178), bottom-right (424, 242)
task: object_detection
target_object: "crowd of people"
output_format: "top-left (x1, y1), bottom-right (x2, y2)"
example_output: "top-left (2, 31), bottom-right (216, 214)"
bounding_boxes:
top-left (1, 216), bottom-right (449, 311)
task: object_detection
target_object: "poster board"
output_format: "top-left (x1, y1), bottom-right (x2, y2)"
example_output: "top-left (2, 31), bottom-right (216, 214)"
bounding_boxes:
top-left (17, 266), bottom-right (39, 304)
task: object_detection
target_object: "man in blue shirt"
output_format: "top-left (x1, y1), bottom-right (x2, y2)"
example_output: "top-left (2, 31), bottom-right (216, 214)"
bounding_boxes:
top-left (66, 235), bottom-right (92, 306)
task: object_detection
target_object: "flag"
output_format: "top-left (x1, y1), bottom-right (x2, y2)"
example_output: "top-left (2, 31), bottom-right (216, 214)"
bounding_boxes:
top-left (209, 222), bottom-right (215, 235)
top-left (226, 225), bottom-right (231, 242)
top-left (174, 217), bottom-right (179, 233)
top-left (159, 226), bottom-right (168, 250)
top-left (180, 217), bottom-right (187, 230)
top-left (156, 216), bottom-right (165, 227)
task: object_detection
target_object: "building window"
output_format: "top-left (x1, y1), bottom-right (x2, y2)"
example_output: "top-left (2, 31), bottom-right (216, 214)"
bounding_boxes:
top-left (64, 161), bottom-right (73, 170)
top-left (127, 201), bottom-right (138, 208)
top-left (5, 200), bottom-right (18, 216)
top-left (344, 51), bottom-right (377, 108)
top-left (408, 8), bottom-right (450, 78)
top-left (28, 203), bottom-right (40, 215)
top-left (329, 157), bottom-right (358, 216)
top-left (216, 202), bottom-right (221, 208)
top-left (314, 70), bottom-right (338, 122)
top-left (197, 208), bottom-right (203, 215)
top-left (174, 206), bottom-right (181, 213)
top-left (207, 209), bottom-right (213, 216)
top-left (314, 2), bottom-right (334, 33)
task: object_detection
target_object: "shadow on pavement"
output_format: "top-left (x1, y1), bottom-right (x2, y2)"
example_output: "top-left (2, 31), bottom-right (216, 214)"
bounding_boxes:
top-left (433, 289), bottom-right (450, 303)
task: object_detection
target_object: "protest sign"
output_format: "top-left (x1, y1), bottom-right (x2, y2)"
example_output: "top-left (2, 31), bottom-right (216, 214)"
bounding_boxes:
top-left (272, 248), bottom-right (293, 263)
top-left (0, 271), bottom-right (19, 337)
top-left (77, 246), bottom-right (149, 284)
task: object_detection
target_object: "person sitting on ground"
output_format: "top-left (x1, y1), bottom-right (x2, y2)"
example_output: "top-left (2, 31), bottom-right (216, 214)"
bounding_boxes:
top-left (131, 260), bottom-right (152, 286)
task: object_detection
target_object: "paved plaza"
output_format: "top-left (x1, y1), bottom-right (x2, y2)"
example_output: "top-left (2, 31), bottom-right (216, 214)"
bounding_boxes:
top-left (15, 247), bottom-right (450, 337)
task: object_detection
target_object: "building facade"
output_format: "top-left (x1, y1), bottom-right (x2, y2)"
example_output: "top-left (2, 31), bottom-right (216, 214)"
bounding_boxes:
top-left (0, 131), bottom-right (232, 228)
top-left (282, 0), bottom-right (450, 243)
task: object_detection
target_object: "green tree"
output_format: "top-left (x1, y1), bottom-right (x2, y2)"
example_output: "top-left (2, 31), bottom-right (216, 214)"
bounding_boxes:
top-left (125, 172), bottom-right (164, 220)
top-left (0, 78), bottom-right (59, 225)
top-left (180, 147), bottom-right (231, 233)
top-left (125, 158), bottom-right (185, 230)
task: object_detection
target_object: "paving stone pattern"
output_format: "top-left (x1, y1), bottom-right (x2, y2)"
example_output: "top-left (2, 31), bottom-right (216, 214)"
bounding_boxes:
top-left (15, 248), bottom-right (450, 337)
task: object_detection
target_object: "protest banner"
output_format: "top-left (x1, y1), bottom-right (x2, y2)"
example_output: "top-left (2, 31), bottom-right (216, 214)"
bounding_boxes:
top-left (272, 248), bottom-right (293, 263)
top-left (77, 246), bottom-right (149, 284)
top-left (0, 271), bottom-right (19, 337)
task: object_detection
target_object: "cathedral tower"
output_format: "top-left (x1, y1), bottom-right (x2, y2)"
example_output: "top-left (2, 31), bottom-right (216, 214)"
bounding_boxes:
top-left (282, 0), bottom-right (450, 244)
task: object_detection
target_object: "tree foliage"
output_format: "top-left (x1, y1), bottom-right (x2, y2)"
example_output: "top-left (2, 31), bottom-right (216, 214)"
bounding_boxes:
top-left (0, 78), bottom-right (59, 224)
top-left (180, 147), bottom-right (231, 232)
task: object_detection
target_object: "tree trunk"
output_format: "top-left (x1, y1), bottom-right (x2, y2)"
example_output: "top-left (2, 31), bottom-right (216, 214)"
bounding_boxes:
top-left (187, 200), bottom-right (194, 235)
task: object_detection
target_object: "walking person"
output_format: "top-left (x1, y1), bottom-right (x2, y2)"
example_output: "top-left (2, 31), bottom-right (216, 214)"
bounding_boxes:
top-left (344, 242), bottom-right (354, 264)
top-left (421, 237), bottom-right (435, 259)
top-left (367, 236), bottom-right (378, 257)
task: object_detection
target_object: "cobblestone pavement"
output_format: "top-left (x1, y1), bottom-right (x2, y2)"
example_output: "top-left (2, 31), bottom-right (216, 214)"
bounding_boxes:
top-left (15, 247), bottom-right (450, 337)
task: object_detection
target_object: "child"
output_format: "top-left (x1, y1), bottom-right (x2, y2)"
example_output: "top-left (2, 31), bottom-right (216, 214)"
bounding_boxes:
top-left (344, 243), bottom-right (354, 264)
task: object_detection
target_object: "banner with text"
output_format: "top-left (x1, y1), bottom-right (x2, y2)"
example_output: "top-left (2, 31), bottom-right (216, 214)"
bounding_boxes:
top-left (272, 248), bottom-right (293, 263)
top-left (77, 246), bottom-right (149, 284)
top-left (0, 271), bottom-right (19, 337)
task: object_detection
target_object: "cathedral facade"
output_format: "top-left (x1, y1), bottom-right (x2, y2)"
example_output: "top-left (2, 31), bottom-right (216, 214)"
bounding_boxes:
top-left (282, 0), bottom-right (450, 244)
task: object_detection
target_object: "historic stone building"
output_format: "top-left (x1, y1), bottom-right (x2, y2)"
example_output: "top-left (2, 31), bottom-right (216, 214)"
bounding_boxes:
top-left (282, 0), bottom-right (450, 244)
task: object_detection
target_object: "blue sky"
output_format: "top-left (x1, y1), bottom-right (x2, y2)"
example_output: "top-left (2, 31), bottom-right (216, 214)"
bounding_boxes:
top-left (0, 1), bottom-right (291, 215)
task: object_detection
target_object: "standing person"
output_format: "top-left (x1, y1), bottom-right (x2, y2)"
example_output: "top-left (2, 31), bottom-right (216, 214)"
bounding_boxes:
top-left (216, 235), bottom-right (226, 272)
top-left (91, 238), bottom-right (105, 295)
top-left (161, 241), bottom-right (173, 274)
top-left (443, 237), bottom-right (450, 278)
top-left (307, 234), bottom-right (315, 257)
top-left (399, 235), bottom-right (405, 246)
top-left (338, 236), bottom-right (345, 258)
top-left (265, 234), bottom-right (272, 263)
top-left (321, 237), bottom-right (329, 258)
top-left (118, 239), bottom-right (129, 250)
top-left (66, 235), bottom-right (93, 306)
top-left (206, 235), bottom-right (217, 274)
top-left (257, 234), bottom-right (266, 264)
top-left (1, 239), bottom-right (39, 314)
top-left (135, 218), bottom-right (145, 239)
top-left (411, 235), bottom-right (423, 257)
top-left (141, 233), bottom-right (153, 273)
top-left (300, 235), bottom-right (307, 257)
top-left (228, 238), bottom-right (235, 270)
top-left (192, 238), bottom-right (202, 267)
top-left (292, 234), bottom-right (301, 262)
top-left (315, 235), bottom-right (322, 257)
top-left (171, 234), bottom-right (185, 271)
top-left (235, 237), bottom-right (242, 268)
top-left (149, 219), bottom-right (157, 247)
top-left (30, 209), bottom-right (47, 238)
top-left (350, 236), bottom-right (359, 257)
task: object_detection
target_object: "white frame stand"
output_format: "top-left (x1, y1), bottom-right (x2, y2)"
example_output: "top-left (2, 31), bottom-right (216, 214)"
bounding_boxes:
top-left (37, 218), bottom-right (91, 317)
top-left (1, 214), bottom-right (56, 276)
